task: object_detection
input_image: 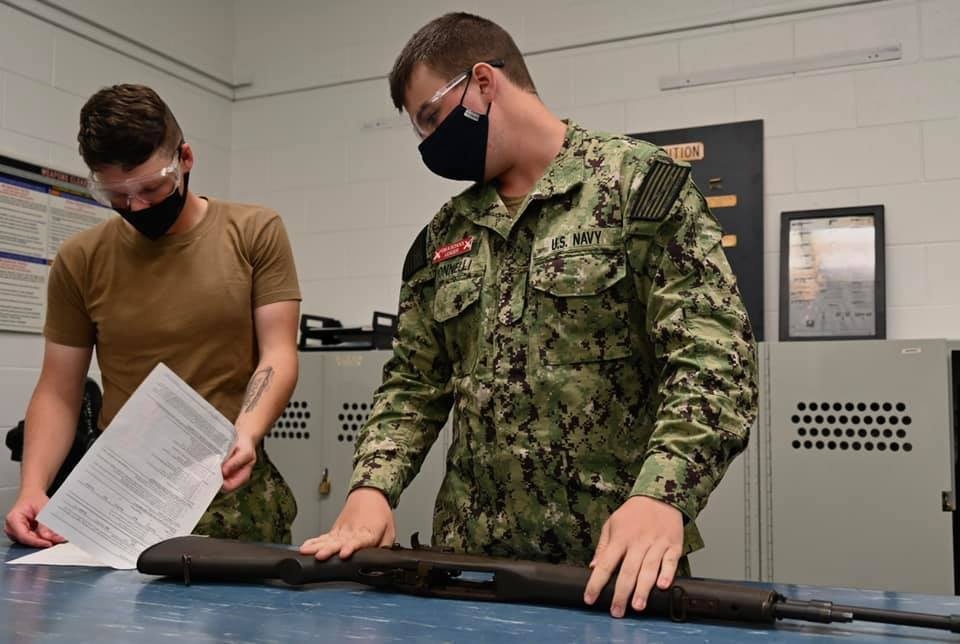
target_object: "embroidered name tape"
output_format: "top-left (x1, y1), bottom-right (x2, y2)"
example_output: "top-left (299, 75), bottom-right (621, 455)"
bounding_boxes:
top-left (541, 229), bottom-right (608, 255)
top-left (433, 236), bottom-right (475, 264)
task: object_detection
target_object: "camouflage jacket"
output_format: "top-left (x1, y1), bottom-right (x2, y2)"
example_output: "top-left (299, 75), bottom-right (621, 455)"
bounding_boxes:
top-left (350, 121), bottom-right (758, 564)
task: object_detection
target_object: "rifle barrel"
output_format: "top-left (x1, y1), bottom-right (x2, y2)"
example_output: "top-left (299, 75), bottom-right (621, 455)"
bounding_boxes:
top-left (773, 598), bottom-right (960, 632)
top-left (837, 603), bottom-right (960, 633)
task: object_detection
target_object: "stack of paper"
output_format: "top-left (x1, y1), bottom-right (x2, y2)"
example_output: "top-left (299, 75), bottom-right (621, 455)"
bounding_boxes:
top-left (8, 363), bottom-right (236, 569)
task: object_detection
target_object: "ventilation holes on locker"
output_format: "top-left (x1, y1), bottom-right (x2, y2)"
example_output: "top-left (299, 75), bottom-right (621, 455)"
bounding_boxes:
top-left (789, 401), bottom-right (912, 453)
top-left (266, 400), bottom-right (312, 440)
top-left (337, 401), bottom-right (371, 444)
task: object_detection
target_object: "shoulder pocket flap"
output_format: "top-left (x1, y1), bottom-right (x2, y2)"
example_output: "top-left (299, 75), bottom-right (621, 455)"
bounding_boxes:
top-left (530, 251), bottom-right (626, 297)
top-left (434, 274), bottom-right (482, 322)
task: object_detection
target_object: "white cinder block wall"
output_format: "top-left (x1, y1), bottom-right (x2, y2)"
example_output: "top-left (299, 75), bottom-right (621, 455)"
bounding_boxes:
top-left (229, 0), bottom-right (960, 340)
top-left (0, 0), bottom-right (958, 509)
top-left (0, 1), bottom-right (234, 510)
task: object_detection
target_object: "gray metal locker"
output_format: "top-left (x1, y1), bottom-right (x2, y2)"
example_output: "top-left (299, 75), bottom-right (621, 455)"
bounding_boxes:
top-left (687, 418), bottom-right (761, 582)
top-left (264, 350), bottom-right (450, 547)
top-left (760, 339), bottom-right (960, 594)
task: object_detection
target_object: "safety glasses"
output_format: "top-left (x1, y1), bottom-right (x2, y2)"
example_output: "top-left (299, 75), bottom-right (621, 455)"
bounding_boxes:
top-left (88, 148), bottom-right (182, 209)
top-left (412, 59), bottom-right (504, 139)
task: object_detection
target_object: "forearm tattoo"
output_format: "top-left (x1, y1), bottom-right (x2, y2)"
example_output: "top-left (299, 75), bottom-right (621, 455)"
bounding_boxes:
top-left (242, 367), bottom-right (274, 412)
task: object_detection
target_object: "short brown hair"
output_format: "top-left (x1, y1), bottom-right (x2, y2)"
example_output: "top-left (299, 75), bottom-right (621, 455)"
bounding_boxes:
top-left (388, 12), bottom-right (536, 112)
top-left (78, 84), bottom-right (182, 171)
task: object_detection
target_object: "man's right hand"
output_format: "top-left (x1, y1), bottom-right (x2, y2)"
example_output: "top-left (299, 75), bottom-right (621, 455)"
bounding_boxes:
top-left (299, 487), bottom-right (396, 560)
top-left (4, 490), bottom-right (64, 547)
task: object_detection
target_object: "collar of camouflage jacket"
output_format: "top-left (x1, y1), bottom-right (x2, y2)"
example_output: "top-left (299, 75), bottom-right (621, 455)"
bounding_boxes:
top-left (451, 120), bottom-right (586, 240)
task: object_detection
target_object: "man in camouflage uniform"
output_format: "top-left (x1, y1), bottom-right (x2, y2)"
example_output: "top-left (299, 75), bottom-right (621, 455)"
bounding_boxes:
top-left (302, 13), bottom-right (758, 618)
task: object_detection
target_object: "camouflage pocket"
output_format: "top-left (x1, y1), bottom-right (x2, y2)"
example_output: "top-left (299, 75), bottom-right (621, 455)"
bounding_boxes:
top-left (433, 271), bottom-right (483, 374)
top-left (434, 272), bottom-right (482, 321)
top-left (194, 448), bottom-right (297, 544)
top-left (530, 250), bottom-right (632, 365)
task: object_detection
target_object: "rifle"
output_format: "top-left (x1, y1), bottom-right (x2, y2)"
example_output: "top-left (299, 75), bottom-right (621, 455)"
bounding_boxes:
top-left (5, 378), bottom-right (101, 497)
top-left (137, 535), bottom-right (960, 633)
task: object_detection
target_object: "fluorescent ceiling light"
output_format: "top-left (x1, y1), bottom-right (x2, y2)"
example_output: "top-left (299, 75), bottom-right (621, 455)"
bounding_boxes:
top-left (660, 44), bottom-right (901, 90)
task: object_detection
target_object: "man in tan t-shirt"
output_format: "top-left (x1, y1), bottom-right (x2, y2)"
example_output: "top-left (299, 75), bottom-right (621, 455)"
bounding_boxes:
top-left (4, 84), bottom-right (302, 545)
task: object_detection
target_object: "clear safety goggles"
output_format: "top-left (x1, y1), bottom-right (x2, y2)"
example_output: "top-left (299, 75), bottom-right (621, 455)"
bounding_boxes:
top-left (88, 150), bottom-right (182, 209)
top-left (412, 59), bottom-right (504, 139)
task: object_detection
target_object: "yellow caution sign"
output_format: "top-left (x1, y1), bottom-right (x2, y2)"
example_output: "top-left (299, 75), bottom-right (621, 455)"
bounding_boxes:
top-left (663, 141), bottom-right (705, 162)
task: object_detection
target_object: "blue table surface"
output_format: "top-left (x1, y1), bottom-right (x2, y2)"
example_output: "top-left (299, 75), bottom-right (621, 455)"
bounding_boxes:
top-left (3, 542), bottom-right (960, 643)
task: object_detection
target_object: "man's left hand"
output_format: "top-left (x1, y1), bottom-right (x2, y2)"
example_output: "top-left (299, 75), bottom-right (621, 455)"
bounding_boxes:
top-left (221, 432), bottom-right (257, 492)
top-left (583, 495), bottom-right (684, 618)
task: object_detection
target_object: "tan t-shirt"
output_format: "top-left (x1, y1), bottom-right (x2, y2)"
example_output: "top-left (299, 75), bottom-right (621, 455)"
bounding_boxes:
top-left (44, 198), bottom-right (301, 429)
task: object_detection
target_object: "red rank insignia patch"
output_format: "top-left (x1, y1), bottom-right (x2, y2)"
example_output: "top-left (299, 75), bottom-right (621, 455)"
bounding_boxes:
top-left (432, 236), bottom-right (475, 264)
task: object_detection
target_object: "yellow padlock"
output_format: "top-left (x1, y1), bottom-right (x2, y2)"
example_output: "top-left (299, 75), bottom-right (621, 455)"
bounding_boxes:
top-left (318, 468), bottom-right (331, 497)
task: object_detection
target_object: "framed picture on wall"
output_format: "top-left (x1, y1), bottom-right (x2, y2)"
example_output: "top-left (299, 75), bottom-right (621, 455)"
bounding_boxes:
top-left (779, 205), bottom-right (885, 341)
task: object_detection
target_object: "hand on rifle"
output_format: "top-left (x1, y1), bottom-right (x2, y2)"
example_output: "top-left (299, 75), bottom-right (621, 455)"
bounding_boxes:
top-left (299, 487), bottom-right (396, 560)
top-left (583, 495), bottom-right (684, 618)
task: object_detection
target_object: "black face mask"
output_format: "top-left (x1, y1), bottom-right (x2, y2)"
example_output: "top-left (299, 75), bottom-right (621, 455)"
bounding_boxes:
top-left (418, 77), bottom-right (490, 183)
top-left (116, 171), bottom-right (190, 240)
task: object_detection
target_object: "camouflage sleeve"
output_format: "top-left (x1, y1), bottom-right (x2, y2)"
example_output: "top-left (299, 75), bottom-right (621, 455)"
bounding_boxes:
top-left (626, 158), bottom-right (759, 522)
top-left (347, 228), bottom-right (454, 507)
